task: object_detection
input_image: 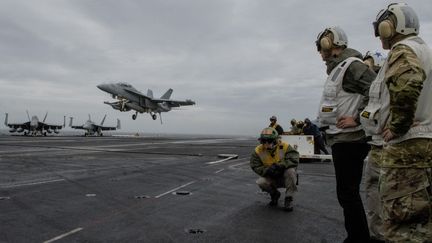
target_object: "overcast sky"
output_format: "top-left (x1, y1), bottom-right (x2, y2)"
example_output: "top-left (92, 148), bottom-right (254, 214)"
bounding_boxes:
top-left (1, 0), bottom-right (431, 136)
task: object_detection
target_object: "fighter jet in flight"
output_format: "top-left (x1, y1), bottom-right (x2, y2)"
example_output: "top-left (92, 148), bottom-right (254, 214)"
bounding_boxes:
top-left (69, 114), bottom-right (120, 136)
top-left (97, 82), bottom-right (195, 123)
top-left (4, 111), bottom-right (65, 136)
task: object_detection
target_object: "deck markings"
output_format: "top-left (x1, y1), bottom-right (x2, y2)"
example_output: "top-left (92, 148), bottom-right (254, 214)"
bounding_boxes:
top-left (229, 161), bottom-right (249, 169)
top-left (1, 179), bottom-right (66, 189)
top-left (155, 181), bottom-right (196, 198)
top-left (215, 169), bottom-right (224, 174)
top-left (43, 227), bottom-right (83, 243)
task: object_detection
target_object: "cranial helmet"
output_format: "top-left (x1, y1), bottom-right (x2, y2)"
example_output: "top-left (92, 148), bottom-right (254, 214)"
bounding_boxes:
top-left (270, 115), bottom-right (277, 121)
top-left (296, 120), bottom-right (305, 128)
top-left (373, 3), bottom-right (419, 39)
top-left (364, 50), bottom-right (387, 68)
top-left (316, 26), bottom-right (348, 51)
top-left (260, 127), bottom-right (279, 142)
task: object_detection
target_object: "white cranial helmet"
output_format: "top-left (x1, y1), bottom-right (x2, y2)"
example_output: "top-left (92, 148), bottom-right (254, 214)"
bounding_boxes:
top-left (364, 50), bottom-right (387, 68)
top-left (373, 3), bottom-right (419, 38)
top-left (316, 26), bottom-right (348, 51)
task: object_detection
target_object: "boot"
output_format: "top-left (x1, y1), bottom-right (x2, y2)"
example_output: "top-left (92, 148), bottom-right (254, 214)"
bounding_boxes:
top-left (284, 196), bottom-right (293, 212)
top-left (268, 190), bottom-right (280, 207)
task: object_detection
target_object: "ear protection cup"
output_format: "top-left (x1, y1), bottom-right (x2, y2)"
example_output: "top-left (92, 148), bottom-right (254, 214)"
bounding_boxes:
top-left (320, 36), bottom-right (333, 51)
top-left (378, 20), bottom-right (395, 39)
top-left (363, 58), bottom-right (374, 70)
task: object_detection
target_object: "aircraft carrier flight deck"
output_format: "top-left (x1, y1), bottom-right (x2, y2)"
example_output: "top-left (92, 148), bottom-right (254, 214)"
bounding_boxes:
top-left (0, 134), bottom-right (346, 243)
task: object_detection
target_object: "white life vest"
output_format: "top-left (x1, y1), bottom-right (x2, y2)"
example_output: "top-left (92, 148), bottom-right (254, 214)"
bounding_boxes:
top-left (360, 58), bottom-right (390, 146)
top-left (361, 36), bottom-right (432, 145)
top-left (319, 57), bottom-right (364, 134)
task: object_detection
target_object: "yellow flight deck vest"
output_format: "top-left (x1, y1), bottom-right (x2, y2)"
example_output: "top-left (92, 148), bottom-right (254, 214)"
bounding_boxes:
top-left (255, 142), bottom-right (289, 167)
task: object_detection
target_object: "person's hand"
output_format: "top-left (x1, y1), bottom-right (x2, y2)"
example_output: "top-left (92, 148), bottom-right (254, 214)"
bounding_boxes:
top-left (336, 116), bottom-right (357, 129)
top-left (273, 164), bottom-right (285, 174)
top-left (383, 128), bottom-right (397, 142)
top-left (265, 164), bottom-right (285, 178)
top-left (264, 166), bottom-right (276, 178)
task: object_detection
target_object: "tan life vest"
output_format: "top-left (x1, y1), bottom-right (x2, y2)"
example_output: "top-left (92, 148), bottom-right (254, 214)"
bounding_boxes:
top-left (255, 142), bottom-right (289, 167)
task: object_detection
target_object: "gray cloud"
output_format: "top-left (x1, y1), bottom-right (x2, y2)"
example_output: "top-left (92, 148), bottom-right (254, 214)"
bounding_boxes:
top-left (1, 0), bottom-right (431, 135)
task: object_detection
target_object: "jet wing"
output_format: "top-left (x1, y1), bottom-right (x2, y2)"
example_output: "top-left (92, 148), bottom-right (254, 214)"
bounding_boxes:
top-left (152, 99), bottom-right (196, 107)
top-left (100, 126), bottom-right (117, 131)
top-left (40, 123), bottom-right (63, 130)
top-left (70, 126), bottom-right (85, 129)
top-left (123, 87), bottom-right (151, 99)
top-left (123, 86), bottom-right (195, 107)
top-left (7, 122), bottom-right (30, 129)
top-left (92, 124), bottom-right (117, 131)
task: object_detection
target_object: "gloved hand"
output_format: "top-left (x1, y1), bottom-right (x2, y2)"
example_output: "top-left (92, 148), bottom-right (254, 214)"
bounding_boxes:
top-left (264, 164), bottom-right (285, 178)
top-left (273, 163), bottom-right (285, 176)
top-left (264, 165), bottom-right (276, 178)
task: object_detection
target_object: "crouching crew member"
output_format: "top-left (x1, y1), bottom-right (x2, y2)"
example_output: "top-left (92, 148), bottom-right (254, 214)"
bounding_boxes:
top-left (250, 127), bottom-right (299, 211)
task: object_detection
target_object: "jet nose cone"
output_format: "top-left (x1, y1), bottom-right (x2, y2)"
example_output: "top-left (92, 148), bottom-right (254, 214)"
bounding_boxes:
top-left (97, 84), bottom-right (109, 92)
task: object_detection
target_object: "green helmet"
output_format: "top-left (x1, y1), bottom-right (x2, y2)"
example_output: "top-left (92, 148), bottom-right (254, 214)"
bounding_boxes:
top-left (260, 127), bottom-right (278, 143)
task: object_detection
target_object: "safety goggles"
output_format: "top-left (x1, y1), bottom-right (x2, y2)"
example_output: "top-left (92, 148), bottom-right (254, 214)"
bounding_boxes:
top-left (373, 9), bottom-right (390, 37)
top-left (260, 138), bottom-right (276, 145)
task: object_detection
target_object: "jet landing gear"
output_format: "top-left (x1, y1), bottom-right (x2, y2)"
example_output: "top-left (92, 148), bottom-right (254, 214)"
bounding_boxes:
top-left (152, 114), bottom-right (157, 120)
top-left (132, 112), bottom-right (138, 120)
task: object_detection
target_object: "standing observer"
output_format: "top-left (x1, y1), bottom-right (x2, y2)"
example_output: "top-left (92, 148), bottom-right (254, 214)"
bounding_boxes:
top-left (361, 50), bottom-right (387, 243)
top-left (361, 3), bottom-right (432, 242)
top-left (269, 116), bottom-right (284, 136)
top-left (302, 118), bottom-right (329, 155)
top-left (316, 26), bottom-right (376, 243)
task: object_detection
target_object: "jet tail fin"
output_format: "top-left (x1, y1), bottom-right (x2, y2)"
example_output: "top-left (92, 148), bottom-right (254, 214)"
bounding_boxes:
top-left (160, 88), bottom-right (173, 99)
top-left (63, 116), bottom-right (66, 128)
top-left (100, 114), bottom-right (107, 126)
top-left (43, 112), bottom-right (48, 123)
top-left (147, 89), bottom-right (154, 99)
top-left (69, 117), bottom-right (74, 127)
top-left (4, 113), bottom-right (8, 126)
top-left (26, 110), bottom-right (31, 122)
top-left (117, 119), bottom-right (121, 129)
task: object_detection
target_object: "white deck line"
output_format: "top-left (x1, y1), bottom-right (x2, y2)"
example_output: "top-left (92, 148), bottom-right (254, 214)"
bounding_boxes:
top-left (43, 227), bottom-right (83, 243)
top-left (1, 179), bottom-right (66, 189)
top-left (154, 181), bottom-right (196, 198)
top-left (229, 161), bottom-right (249, 169)
top-left (206, 157), bottom-right (246, 165)
top-left (205, 157), bottom-right (235, 165)
top-left (214, 169), bottom-right (224, 174)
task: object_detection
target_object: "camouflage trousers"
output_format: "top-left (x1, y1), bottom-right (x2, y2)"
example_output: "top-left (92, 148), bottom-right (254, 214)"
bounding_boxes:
top-left (365, 146), bottom-right (385, 241)
top-left (379, 138), bottom-right (432, 242)
top-left (256, 168), bottom-right (297, 197)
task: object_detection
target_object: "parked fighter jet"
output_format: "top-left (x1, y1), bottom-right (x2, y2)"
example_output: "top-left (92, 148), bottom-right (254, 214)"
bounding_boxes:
top-left (4, 111), bottom-right (65, 136)
top-left (69, 114), bottom-right (120, 136)
top-left (97, 82), bottom-right (195, 123)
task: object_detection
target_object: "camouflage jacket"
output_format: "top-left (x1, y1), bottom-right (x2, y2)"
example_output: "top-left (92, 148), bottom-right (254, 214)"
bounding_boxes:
top-left (386, 44), bottom-right (426, 136)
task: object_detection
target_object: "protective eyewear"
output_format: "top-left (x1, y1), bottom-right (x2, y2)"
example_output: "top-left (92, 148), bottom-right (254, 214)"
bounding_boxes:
top-left (260, 138), bottom-right (276, 145)
top-left (373, 9), bottom-right (390, 37)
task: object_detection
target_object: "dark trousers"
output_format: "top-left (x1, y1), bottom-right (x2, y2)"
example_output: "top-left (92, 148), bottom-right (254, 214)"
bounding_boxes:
top-left (332, 142), bottom-right (370, 243)
top-left (314, 135), bottom-right (329, 154)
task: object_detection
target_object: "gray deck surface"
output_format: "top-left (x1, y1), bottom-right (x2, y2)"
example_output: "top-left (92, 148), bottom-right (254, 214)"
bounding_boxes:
top-left (0, 134), bottom-right (348, 243)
